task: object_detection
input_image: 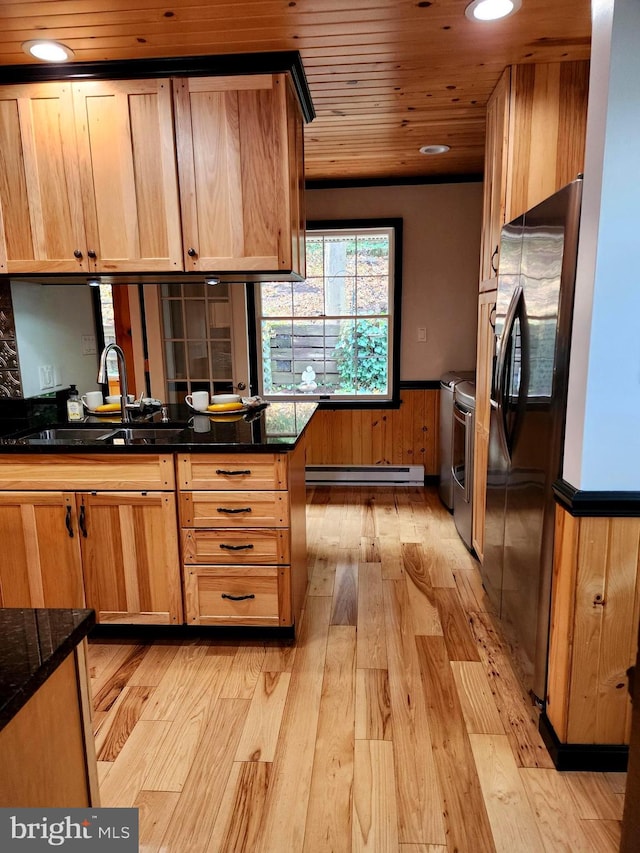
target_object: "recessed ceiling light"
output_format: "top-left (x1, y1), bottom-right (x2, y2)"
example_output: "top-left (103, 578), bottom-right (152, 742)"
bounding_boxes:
top-left (465, 0), bottom-right (521, 22)
top-left (22, 40), bottom-right (75, 62)
top-left (419, 145), bottom-right (450, 155)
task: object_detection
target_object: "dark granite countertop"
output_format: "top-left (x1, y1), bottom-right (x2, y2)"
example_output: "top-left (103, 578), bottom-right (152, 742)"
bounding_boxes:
top-left (0, 401), bottom-right (317, 454)
top-left (0, 608), bottom-right (95, 731)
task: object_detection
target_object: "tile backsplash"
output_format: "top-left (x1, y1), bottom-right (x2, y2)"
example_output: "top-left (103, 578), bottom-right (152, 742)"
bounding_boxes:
top-left (0, 282), bottom-right (22, 398)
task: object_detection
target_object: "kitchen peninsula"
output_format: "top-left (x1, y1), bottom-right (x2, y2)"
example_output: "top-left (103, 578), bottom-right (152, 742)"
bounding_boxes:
top-left (0, 402), bottom-right (316, 632)
top-left (0, 607), bottom-right (98, 807)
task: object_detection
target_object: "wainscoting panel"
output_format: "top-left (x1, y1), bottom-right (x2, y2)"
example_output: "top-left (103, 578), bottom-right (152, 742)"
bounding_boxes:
top-left (304, 389), bottom-right (439, 475)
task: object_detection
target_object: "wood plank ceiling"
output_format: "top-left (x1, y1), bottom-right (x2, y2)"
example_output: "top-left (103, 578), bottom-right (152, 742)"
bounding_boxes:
top-left (0, 1), bottom-right (592, 183)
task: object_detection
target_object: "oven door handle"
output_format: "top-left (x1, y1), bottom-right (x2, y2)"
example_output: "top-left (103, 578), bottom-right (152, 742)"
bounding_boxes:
top-left (452, 404), bottom-right (473, 503)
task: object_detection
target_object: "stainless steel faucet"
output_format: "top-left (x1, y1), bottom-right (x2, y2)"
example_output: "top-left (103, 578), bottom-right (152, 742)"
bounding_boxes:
top-left (97, 343), bottom-right (131, 422)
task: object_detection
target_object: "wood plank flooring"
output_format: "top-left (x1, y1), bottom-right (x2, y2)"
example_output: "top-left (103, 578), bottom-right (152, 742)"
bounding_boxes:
top-left (89, 486), bottom-right (624, 852)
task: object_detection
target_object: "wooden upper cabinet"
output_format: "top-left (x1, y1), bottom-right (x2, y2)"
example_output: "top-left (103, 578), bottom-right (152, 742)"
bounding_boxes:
top-left (72, 79), bottom-right (183, 273)
top-left (173, 73), bottom-right (305, 276)
top-left (0, 72), bottom-right (306, 278)
top-left (479, 70), bottom-right (510, 285)
top-left (479, 60), bottom-right (589, 290)
top-left (0, 82), bottom-right (88, 274)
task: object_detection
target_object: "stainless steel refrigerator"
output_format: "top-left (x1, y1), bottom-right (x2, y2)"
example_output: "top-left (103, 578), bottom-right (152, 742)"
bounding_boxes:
top-left (483, 177), bottom-right (582, 705)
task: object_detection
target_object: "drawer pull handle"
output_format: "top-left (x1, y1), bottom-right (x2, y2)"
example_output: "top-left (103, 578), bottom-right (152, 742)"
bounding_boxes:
top-left (217, 507), bottom-right (252, 514)
top-left (216, 469), bottom-right (251, 476)
top-left (221, 593), bottom-right (255, 601)
top-left (219, 543), bottom-right (254, 550)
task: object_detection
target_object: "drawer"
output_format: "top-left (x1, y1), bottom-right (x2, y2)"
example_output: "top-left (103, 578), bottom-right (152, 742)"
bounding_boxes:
top-left (184, 565), bottom-right (290, 626)
top-left (179, 491), bottom-right (289, 528)
top-left (182, 528), bottom-right (289, 565)
top-left (0, 454), bottom-right (175, 490)
top-left (176, 454), bottom-right (288, 490)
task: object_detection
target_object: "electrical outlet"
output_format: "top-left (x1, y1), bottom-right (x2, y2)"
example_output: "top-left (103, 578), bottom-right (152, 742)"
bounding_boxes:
top-left (417, 327), bottom-right (427, 342)
top-left (38, 364), bottom-right (54, 390)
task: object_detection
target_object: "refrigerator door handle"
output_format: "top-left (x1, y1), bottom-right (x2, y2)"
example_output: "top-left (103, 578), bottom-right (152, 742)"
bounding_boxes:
top-left (494, 285), bottom-right (524, 458)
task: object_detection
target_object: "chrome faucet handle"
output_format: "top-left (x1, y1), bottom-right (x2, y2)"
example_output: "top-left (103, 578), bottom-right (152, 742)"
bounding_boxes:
top-left (161, 406), bottom-right (169, 423)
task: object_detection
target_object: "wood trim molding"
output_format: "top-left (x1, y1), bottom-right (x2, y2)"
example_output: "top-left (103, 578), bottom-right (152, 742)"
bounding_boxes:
top-left (0, 52), bottom-right (315, 124)
top-left (539, 713), bottom-right (629, 772)
top-left (553, 478), bottom-right (640, 516)
top-left (306, 174), bottom-right (483, 190)
top-left (400, 380), bottom-right (441, 390)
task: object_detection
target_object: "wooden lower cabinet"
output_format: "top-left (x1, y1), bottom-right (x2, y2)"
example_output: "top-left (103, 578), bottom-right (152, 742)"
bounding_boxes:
top-left (0, 643), bottom-right (99, 807)
top-left (0, 448), bottom-right (308, 630)
top-left (184, 565), bottom-right (288, 627)
top-left (78, 491), bottom-right (182, 625)
top-left (0, 454), bottom-right (181, 625)
top-left (177, 445), bottom-right (307, 628)
top-left (0, 491), bottom-right (84, 608)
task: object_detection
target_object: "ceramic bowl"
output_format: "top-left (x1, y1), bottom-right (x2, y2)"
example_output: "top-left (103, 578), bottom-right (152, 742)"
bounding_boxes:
top-left (211, 393), bottom-right (242, 405)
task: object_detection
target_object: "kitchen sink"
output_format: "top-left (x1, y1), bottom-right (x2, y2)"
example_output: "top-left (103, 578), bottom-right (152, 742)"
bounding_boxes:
top-left (17, 427), bottom-right (120, 443)
top-left (103, 428), bottom-right (185, 444)
top-left (6, 425), bottom-right (186, 445)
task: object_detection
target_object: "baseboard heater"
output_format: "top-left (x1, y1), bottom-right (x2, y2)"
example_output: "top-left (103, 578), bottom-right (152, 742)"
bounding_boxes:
top-left (305, 464), bottom-right (425, 486)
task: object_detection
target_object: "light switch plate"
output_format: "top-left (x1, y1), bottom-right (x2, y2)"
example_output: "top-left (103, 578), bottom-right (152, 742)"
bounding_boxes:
top-left (82, 335), bottom-right (97, 355)
top-left (38, 364), bottom-right (54, 390)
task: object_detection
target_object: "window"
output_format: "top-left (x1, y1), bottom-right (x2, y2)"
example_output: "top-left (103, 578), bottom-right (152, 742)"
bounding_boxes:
top-left (254, 219), bottom-right (401, 404)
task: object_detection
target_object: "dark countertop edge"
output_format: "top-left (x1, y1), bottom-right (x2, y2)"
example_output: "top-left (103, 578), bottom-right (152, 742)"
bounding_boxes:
top-left (0, 608), bottom-right (96, 732)
top-left (0, 439), bottom-right (305, 455)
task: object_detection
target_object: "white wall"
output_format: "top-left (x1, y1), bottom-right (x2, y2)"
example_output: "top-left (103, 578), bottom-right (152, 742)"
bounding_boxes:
top-left (564, 0), bottom-right (640, 491)
top-left (11, 282), bottom-right (99, 399)
top-left (307, 182), bottom-right (483, 380)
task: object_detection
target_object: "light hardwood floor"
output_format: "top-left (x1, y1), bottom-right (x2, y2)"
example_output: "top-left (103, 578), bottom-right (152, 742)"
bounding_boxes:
top-left (89, 486), bottom-right (625, 852)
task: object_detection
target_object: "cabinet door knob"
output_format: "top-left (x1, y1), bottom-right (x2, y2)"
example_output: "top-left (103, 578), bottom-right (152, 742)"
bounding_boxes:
top-left (73, 249), bottom-right (83, 260)
top-left (187, 247), bottom-right (197, 257)
top-left (87, 249), bottom-right (97, 259)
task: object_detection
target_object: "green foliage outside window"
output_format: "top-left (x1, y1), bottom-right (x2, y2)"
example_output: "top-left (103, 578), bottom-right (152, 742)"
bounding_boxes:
top-left (334, 318), bottom-right (388, 394)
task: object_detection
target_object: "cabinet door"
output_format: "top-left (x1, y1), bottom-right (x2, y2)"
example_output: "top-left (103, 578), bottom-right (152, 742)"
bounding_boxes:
top-left (78, 491), bottom-right (182, 624)
top-left (472, 290), bottom-right (497, 561)
top-left (73, 79), bottom-right (183, 273)
top-left (479, 68), bottom-right (510, 285)
top-left (505, 61), bottom-right (589, 223)
top-left (0, 82), bottom-right (88, 274)
top-left (173, 74), bottom-right (298, 274)
top-left (0, 492), bottom-right (84, 608)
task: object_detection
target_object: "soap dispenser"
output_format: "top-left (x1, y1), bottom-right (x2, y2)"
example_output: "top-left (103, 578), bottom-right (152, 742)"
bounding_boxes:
top-left (66, 384), bottom-right (83, 422)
